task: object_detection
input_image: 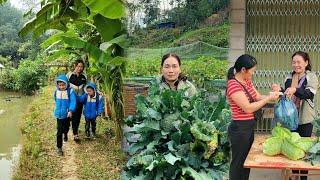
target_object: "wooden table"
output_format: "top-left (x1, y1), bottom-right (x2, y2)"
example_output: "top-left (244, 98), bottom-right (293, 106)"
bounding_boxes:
top-left (244, 134), bottom-right (320, 180)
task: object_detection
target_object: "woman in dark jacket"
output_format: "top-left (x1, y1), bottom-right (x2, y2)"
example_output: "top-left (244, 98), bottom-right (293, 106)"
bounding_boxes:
top-left (272, 51), bottom-right (318, 180)
top-left (66, 59), bottom-right (87, 142)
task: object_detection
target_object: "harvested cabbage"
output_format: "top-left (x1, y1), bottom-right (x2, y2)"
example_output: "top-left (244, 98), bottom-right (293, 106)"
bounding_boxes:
top-left (263, 137), bottom-right (283, 156)
top-left (271, 123), bottom-right (291, 139)
top-left (290, 132), bottom-right (301, 142)
top-left (281, 138), bottom-right (305, 160)
top-left (296, 137), bottom-right (316, 152)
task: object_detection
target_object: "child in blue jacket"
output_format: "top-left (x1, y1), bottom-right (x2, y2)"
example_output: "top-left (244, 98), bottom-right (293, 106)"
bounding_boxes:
top-left (79, 82), bottom-right (104, 138)
top-left (54, 74), bottom-right (76, 156)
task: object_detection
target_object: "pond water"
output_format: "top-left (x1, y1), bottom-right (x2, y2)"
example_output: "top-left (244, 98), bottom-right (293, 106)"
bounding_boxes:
top-left (0, 91), bottom-right (32, 180)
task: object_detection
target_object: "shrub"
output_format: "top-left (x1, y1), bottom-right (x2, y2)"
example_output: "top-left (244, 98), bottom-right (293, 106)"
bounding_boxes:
top-left (0, 69), bottom-right (16, 90)
top-left (14, 59), bottom-right (47, 95)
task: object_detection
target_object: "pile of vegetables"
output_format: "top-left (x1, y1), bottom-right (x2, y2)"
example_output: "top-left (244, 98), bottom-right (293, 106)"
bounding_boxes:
top-left (263, 123), bottom-right (316, 161)
top-left (121, 82), bottom-right (231, 180)
top-left (304, 119), bottom-right (320, 165)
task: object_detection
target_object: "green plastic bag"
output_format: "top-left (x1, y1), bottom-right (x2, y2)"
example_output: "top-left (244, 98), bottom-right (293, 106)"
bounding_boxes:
top-left (281, 138), bottom-right (305, 160)
top-left (263, 137), bottom-right (283, 156)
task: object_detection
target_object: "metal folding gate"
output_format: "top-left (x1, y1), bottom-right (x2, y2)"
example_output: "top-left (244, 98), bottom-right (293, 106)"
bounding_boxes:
top-left (246, 0), bottom-right (320, 132)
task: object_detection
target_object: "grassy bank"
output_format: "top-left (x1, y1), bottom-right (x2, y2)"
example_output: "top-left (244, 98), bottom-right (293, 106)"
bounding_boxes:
top-left (13, 86), bottom-right (126, 179)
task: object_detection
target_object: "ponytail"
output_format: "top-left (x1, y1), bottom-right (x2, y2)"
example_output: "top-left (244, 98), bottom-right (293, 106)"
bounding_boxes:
top-left (226, 54), bottom-right (257, 80)
top-left (227, 67), bottom-right (235, 80)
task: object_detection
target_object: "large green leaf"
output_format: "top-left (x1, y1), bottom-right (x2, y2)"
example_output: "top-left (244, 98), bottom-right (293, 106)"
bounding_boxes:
top-left (19, 3), bottom-right (80, 38)
top-left (93, 14), bottom-right (121, 42)
top-left (36, 2), bottom-right (56, 17)
top-left (45, 49), bottom-right (73, 62)
top-left (60, 35), bottom-right (111, 65)
top-left (182, 167), bottom-right (212, 180)
top-left (32, 17), bottom-right (70, 38)
top-left (41, 30), bottom-right (77, 49)
top-left (164, 153), bottom-right (181, 165)
top-left (100, 34), bottom-right (126, 51)
top-left (81, 0), bottom-right (125, 19)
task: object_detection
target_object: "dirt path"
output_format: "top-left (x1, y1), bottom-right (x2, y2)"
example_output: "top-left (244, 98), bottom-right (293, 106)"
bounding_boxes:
top-left (61, 138), bottom-right (78, 180)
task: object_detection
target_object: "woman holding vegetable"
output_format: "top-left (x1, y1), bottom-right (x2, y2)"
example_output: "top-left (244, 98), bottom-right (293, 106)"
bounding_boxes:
top-left (272, 51), bottom-right (318, 180)
top-left (155, 53), bottom-right (197, 97)
top-left (226, 54), bottom-right (280, 180)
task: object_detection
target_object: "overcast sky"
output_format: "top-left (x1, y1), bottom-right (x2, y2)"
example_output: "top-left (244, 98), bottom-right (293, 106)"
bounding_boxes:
top-left (9, 0), bottom-right (23, 10)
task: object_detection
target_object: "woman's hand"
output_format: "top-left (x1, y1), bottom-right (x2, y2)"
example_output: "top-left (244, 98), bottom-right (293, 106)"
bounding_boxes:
top-left (67, 111), bottom-right (73, 118)
top-left (271, 84), bottom-right (281, 92)
top-left (284, 87), bottom-right (296, 98)
top-left (268, 91), bottom-right (282, 101)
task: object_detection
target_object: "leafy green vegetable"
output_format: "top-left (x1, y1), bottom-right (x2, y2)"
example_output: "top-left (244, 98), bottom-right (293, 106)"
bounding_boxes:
top-left (271, 123), bottom-right (291, 139)
top-left (264, 124), bottom-right (314, 161)
top-left (191, 120), bottom-right (216, 142)
top-left (296, 138), bottom-right (315, 152)
top-left (281, 138), bottom-right (305, 161)
top-left (304, 142), bottom-right (320, 165)
top-left (290, 132), bottom-right (301, 142)
top-left (121, 83), bottom-right (231, 179)
top-left (263, 137), bottom-right (282, 156)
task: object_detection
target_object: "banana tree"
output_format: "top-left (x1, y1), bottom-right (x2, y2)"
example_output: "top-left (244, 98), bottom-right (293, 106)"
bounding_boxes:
top-left (19, 0), bottom-right (127, 140)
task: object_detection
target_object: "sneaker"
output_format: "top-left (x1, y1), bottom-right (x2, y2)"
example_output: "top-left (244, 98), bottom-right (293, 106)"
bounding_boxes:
top-left (91, 132), bottom-right (97, 139)
top-left (85, 131), bottom-right (90, 138)
top-left (63, 134), bottom-right (68, 142)
top-left (57, 148), bottom-right (64, 156)
top-left (74, 135), bottom-right (80, 142)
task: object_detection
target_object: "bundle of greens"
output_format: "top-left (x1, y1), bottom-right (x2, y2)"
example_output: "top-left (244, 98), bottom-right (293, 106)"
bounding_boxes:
top-left (303, 119), bottom-right (320, 165)
top-left (121, 83), bottom-right (231, 180)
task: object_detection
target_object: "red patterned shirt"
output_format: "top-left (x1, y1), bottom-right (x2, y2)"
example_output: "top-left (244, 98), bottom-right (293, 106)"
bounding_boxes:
top-left (226, 79), bottom-right (257, 120)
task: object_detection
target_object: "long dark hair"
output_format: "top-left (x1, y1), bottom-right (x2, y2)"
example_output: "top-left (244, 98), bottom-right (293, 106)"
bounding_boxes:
top-left (292, 51), bottom-right (312, 71)
top-left (161, 53), bottom-right (181, 66)
top-left (227, 54), bottom-right (257, 80)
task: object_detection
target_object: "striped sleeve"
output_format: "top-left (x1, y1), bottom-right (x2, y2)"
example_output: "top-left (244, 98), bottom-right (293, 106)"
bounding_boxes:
top-left (227, 80), bottom-right (243, 97)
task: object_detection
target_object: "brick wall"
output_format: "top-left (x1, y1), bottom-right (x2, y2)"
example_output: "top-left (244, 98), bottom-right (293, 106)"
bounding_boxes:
top-left (123, 84), bottom-right (148, 116)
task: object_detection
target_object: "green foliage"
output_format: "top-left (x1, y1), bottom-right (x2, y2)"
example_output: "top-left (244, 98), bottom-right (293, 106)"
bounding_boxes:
top-left (14, 59), bottom-right (47, 95)
top-left (128, 24), bottom-right (230, 49)
top-left (0, 56), bottom-right (13, 67)
top-left (304, 142), bottom-right (320, 165)
top-left (0, 2), bottom-right (44, 67)
top-left (131, 0), bottom-right (229, 28)
top-left (122, 83), bottom-right (231, 179)
top-left (0, 3), bottom-right (23, 65)
top-left (0, 69), bottom-right (15, 90)
top-left (128, 28), bottom-right (182, 48)
top-left (0, 59), bottom-right (47, 95)
top-left (167, 0), bottom-right (229, 28)
top-left (303, 119), bottom-right (320, 165)
top-left (172, 24), bottom-right (230, 48)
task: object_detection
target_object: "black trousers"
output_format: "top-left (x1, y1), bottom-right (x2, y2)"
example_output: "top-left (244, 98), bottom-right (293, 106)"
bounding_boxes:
top-left (65, 118), bottom-right (71, 135)
top-left (292, 123), bottom-right (313, 180)
top-left (72, 104), bottom-right (83, 135)
top-left (228, 120), bottom-right (255, 180)
top-left (57, 118), bottom-right (69, 148)
top-left (85, 118), bottom-right (97, 134)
